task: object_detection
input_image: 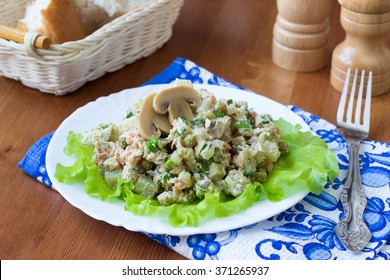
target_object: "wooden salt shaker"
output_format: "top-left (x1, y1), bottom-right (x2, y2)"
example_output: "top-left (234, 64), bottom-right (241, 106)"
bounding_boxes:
top-left (331, 0), bottom-right (390, 96)
top-left (272, 0), bottom-right (332, 72)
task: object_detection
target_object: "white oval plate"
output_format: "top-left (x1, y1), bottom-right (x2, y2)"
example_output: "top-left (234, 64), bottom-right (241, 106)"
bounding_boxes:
top-left (46, 84), bottom-right (311, 236)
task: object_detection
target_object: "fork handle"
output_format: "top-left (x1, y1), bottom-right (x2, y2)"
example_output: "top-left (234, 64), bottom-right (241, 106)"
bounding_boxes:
top-left (335, 137), bottom-right (372, 253)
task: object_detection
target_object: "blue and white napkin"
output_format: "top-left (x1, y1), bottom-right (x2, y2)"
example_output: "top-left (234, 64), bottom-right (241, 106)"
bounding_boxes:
top-left (19, 58), bottom-right (390, 260)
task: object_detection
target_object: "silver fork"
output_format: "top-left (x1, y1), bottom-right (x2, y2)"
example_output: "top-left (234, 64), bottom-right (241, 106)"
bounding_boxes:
top-left (334, 68), bottom-right (372, 253)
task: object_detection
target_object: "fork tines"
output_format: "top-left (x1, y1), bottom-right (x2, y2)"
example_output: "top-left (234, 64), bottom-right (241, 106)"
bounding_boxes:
top-left (336, 68), bottom-right (372, 134)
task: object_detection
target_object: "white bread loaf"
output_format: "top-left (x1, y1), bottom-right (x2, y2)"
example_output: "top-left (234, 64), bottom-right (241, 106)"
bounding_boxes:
top-left (18, 0), bottom-right (130, 44)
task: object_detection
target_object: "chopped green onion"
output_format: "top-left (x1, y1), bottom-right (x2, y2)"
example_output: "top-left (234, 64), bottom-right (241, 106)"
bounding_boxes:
top-left (157, 172), bottom-right (171, 187)
top-left (126, 110), bottom-right (134, 118)
top-left (163, 173), bottom-right (171, 181)
top-left (227, 99), bottom-right (233, 105)
top-left (164, 157), bottom-right (174, 168)
top-left (200, 143), bottom-right (208, 153)
top-left (146, 136), bottom-right (160, 152)
top-left (214, 111), bottom-right (225, 118)
top-left (177, 127), bottom-right (187, 137)
top-left (259, 114), bottom-right (272, 124)
top-left (193, 118), bottom-right (204, 126)
top-left (196, 162), bottom-right (209, 174)
top-left (235, 119), bottom-right (251, 129)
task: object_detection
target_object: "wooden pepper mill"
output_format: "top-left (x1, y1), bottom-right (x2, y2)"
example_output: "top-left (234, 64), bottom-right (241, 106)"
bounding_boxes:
top-left (331, 0), bottom-right (390, 96)
top-left (272, 0), bottom-right (332, 72)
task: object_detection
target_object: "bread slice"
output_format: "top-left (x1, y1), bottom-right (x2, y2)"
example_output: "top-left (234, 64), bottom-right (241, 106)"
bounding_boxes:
top-left (18, 0), bottom-right (130, 44)
top-left (41, 0), bottom-right (87, 44)
top-left (19, 0), bottom-right (87, 44)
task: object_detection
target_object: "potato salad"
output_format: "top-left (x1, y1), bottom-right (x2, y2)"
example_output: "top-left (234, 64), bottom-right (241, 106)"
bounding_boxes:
top-left (82, 86), bottom-right (288, 206)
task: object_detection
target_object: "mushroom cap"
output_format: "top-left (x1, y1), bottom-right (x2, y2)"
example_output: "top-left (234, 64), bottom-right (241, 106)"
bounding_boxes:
top-left (152, 85), bottom-right (201, 115)
top-left (137, 93), bottom-right (171, 140)
top-left (167, 99), bottom-right (195, 124)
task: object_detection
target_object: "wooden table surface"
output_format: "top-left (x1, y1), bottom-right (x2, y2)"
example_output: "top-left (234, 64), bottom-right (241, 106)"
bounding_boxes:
top-left (1, 0), bottom-right (389, 260)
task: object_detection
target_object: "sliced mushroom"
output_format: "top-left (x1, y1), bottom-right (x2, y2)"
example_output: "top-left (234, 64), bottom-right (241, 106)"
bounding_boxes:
top-left (153, 80), bottom-right (201, 124)
top-left (137, 93), bottom-right (171, 140)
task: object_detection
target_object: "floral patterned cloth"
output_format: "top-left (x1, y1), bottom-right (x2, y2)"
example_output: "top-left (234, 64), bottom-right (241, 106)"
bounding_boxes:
top-left (19, 58), bottom-right (390, 260)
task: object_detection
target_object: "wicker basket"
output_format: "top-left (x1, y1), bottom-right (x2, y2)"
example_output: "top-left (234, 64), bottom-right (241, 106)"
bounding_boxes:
top-left (0, 0), bottom-right (184, 95)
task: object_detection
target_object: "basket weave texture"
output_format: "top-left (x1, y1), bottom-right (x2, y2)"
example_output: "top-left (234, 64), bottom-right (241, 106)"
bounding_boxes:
top-left (0, 0), bottom-right (184, 95)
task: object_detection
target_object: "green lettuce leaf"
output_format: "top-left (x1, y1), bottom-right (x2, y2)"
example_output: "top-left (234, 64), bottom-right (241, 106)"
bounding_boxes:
top-left (272, 119), bottom-right (339, 195)
top-left (54, 132), bottom-right (93, 184)
top-left (55, 132), bottom-right (120, 201)
top-left (54, 118), bottom-right (339, 227)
